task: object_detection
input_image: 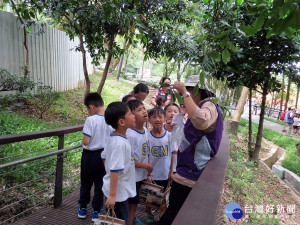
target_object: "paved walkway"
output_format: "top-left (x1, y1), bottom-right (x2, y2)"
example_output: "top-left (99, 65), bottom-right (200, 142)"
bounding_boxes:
top-left (241, 110), bottom-right (300, 141)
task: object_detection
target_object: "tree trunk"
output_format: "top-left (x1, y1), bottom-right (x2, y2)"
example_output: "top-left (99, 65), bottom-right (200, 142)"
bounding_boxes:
top-left (231, 87), bottom-right (236, 106)
top-left (11, 0), bottom-right (29, 77)
top-left (232, 86), bottom-right (249, 121)
top-left (284, 76), bottom-right (291, 111)
top-left (111, 39), bottom-right (131, 70)
top-left (296, 86), bottom-right (299, 108)
top-left (79, 29), bottom-right (90, 97)
top-left (116, 40), bottom-right (127, 81)
top-left (252, 83), bottom-right (268, 161)
top-left (280, 73), bottom-right (285, 112)
top-left (124, 49), bottom-right (131, 75)
top-left (141, 51), bottom-right (145, 79)
top-left (97, 36), bottom-right (114, 94)
top-left (149, 58), bottom-right (153, 78)
top-left (248, 88), bottom-right (252, 155)
top-left (177, 61), bottom-right (181, 81)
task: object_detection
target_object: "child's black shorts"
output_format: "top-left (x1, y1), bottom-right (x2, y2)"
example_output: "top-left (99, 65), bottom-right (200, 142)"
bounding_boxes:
top-left (128, 181), bottom-right (143, 204)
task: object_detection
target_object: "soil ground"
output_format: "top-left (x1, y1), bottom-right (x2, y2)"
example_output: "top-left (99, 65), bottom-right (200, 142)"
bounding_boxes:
top-left (220, 135), bottom-right (300, 224)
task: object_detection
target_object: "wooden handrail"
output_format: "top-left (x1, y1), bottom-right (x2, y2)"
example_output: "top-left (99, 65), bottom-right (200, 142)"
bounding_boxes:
top-left (0, 124), bottom-right (84, 145)
top-left (172, 134), bottom-right (230, 225)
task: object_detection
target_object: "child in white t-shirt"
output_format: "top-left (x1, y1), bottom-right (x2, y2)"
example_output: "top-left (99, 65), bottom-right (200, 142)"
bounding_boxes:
top-left (127, 100), bottom-right (153, 225)
top-left (103, 102), bottom-right (136, 224)
top-left (77, 93), bottom-right (112, 220)
top-left (164, 104), bottom-right (180, 174)
top-left (147, 107), bottom-right (176, 224)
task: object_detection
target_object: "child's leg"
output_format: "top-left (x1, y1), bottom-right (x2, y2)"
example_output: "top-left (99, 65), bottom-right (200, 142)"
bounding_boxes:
top-left (128, 181), bottom-right (142, 225)
top-left (115, 199), bottom-right (129, 224)
top-left (91, 149), bottom-right (106, 212)
top-left (78, 150), bottom-right (94, 208)
top-left (129, 204), bottom-right (138, 225)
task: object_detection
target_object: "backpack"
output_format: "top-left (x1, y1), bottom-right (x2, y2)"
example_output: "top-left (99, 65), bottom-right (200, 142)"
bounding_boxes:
top-left (279, 111), bottom-right (286, 121)
top-left (287, 111), bottom-right (294, 124)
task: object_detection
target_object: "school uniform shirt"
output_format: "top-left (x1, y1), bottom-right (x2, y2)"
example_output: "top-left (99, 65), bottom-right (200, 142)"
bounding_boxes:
top-left (127, 127), bottom-right (149, 182)
top-left (102, 135), bottom-right (136, 202)
top-left (82, 114), bottom-right (113, 150)
top-left (148, 130), bottom-right (176, 180)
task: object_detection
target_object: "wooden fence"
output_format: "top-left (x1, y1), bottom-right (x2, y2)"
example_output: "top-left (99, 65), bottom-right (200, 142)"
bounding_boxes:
top-left (0, 11), bottom-right (94, 92)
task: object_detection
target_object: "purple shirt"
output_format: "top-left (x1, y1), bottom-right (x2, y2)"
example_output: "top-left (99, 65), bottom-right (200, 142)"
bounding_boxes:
top-left (176, 100), bottom-right (223, 181)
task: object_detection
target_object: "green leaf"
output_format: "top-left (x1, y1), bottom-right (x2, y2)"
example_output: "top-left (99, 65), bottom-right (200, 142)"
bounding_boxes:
top-left (202, 0), bottom-right (208, 4)
top-left (211, 98), bottom-right (218, 103)
top-left (237, 0), bottom-right (243, 5)
top-left (279, 4), bottom-right (289, 18)
top-left (193, 84), bottom-right (199, 96)
top-left (246, 8), bottom-right (258, 16)
top-left (238, 25), bottom-right (256, 35)
top-left (159, 82), bottom-right (170, 87)
top-left (212, 31), bottom-right (229, 39)
top-left (253, 15), bottom-right (265, 31)
top-left (265, 16), bottom-right (278, 28)
top-left (227, 42), bottom-right (237, 52)
top-left (200, 72), bottom-right (205, 88)
top-left (220, 37), bottom-right (228, 48)
top-left (209, 50), bottom-right (221, 62)
top-left (222, 49), bottom-right (231, 64)
top-left (257, 4), bottom-right (267, 13)
top-left (175, 93), bottom-right (184, 105)
top-left (143, 36), bottom-right (148, 44)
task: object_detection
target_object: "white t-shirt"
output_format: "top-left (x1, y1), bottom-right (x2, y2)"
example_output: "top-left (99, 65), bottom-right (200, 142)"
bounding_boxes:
top-left (127, 127), bottom-right (149, 182)
top-left (102, 135), bottom-right (136, 202)
top-left (148, 130), bottom-right (176, 180)
top-left (82, 114), bottom-right (113, 150)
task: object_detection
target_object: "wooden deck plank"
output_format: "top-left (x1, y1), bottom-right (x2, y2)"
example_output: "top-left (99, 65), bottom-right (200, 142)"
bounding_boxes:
top-left (14, 189), bottom-right (158, 225)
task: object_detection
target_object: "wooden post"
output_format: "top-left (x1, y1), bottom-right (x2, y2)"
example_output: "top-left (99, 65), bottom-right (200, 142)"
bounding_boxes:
top-left (54, 135), bottom-right (64, 208)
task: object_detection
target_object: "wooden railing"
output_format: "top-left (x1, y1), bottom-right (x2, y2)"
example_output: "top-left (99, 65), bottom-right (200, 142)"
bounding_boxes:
top-left (172, 134), bottom-right (230, 225)
top-left (0, 124), bottom-right (84, 224)
top-left (0, 127), bottom-right (229, 225)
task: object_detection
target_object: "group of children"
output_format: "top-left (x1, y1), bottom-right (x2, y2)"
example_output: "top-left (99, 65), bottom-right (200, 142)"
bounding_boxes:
top-left (78, 92), bottom-right (185, 225)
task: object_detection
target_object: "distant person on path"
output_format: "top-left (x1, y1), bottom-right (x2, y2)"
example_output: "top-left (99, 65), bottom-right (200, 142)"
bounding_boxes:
top-left (287, 108), bottom-right (295, 136)
top-left (151, 77), bottom-right (172, 107)
top-left (123, 83), bottom-right (149, 102)
top-left (293, 112), bottom-right (300, 135)
top-left (280, 108), bottom-right (289, 132)
top-left (158, 75), bottom-right (223, 225)
top-left (77, 93), bottom-right (112, 220)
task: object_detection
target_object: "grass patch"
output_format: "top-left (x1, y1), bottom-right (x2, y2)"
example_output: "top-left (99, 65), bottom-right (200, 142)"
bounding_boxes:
top-left (0, 72), bottom-right (140, 222)
top-left (264, 117), bottom-right (284, 126)
top-left (239, 118), bottom-right (300, 175)
top-left (223, 135), bottom-right (281, 224)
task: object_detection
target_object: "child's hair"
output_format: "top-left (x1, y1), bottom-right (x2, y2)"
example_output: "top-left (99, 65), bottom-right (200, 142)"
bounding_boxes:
top-left (133, 83), bottom-right (149, 94)
top-left (122, 94), bottom-right (135, 103)
top-left (148, 107), bottom-right (166, 118)
top-left (127, 99), bottom-right (143, 111)
top-left (164, 103), bottom-right (180, 112)
top-left (156, 96), bottom-right (166, 108)
top-left (105, 102), bottom-right (129, 129)
top-left (84, 92), bottom-right (104, 107)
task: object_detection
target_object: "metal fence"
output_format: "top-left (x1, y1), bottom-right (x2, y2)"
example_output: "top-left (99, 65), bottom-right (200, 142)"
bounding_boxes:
top-left (0, 11), bottom-right (94, 92)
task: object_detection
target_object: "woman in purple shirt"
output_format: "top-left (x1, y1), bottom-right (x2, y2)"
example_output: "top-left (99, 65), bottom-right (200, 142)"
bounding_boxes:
top-left (158, 75), bottom-right (223, 225)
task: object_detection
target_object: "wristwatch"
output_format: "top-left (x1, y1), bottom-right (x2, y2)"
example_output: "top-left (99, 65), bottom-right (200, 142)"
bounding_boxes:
top-left (181, 91), bottom-right (191, 99)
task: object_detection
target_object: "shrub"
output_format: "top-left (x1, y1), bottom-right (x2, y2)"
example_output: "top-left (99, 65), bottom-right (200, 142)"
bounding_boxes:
top-left (0, 67), bottom-right (35, 92)
top-left (28, 84), bottom-right (61, 119)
